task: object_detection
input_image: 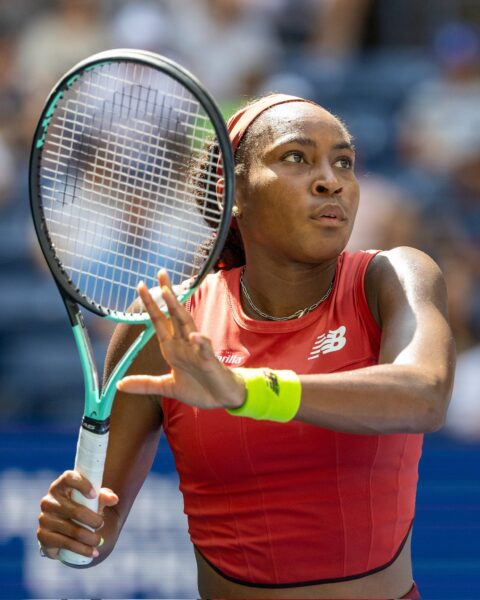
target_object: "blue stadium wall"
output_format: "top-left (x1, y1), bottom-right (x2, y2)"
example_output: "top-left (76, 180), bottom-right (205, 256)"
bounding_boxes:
top-left (0, 429), bottom-right (479, 599)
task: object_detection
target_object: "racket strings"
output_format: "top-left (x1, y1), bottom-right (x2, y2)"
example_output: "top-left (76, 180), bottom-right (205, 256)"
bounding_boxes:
top-left (39, 61), bottom-right (225, 316)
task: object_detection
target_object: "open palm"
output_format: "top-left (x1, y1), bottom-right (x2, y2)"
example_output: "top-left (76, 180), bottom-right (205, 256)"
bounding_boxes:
top-left (117, 270), bottom-right (245, 410)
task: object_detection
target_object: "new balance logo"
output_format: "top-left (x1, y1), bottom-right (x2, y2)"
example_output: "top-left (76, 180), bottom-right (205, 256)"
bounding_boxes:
top-left (308, 326), bottom-right (347, 360)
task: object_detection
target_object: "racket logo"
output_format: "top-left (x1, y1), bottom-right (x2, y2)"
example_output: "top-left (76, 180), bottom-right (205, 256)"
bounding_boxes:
top-left (308, 326), bottom-right (347, 360)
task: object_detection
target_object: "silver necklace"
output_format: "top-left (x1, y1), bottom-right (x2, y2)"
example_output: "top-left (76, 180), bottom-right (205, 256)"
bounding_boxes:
top-left (239, 268), bottom-right (334, 321)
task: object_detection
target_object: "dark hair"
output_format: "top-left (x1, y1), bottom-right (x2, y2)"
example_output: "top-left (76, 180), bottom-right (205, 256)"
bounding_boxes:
top-left (193, 109), bottom-right (260, 272)
top-left (208, 96), bottom-right (278, 270)
top-left (193, 135), bottom-right (247, 271)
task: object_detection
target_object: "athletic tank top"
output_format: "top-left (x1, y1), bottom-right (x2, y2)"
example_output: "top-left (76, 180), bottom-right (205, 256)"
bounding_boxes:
top-left (162, 251), bottom-right (423, 586)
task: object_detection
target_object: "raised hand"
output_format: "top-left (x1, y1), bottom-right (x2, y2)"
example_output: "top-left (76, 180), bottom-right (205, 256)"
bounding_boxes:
top-left (117, 270), bottom-right (245, 410)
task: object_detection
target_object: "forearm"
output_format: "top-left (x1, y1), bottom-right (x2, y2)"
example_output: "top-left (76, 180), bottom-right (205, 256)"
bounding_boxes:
top-left (296, 364), bottom-right (450, 434)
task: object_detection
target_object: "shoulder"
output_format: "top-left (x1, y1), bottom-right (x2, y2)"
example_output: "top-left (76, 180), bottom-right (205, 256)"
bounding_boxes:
top-left (368, 247), bottom-right (445, 291)
top-left (366, 247), bottom-right (448, 320)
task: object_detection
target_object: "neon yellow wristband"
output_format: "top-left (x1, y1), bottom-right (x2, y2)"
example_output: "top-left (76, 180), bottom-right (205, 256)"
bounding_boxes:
top-left (227, 368), bottom-right (301, 422)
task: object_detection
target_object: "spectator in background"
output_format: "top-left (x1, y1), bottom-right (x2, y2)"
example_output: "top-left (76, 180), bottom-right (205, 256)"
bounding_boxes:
top-left (309, 0), bottom-right (373, 61)
top-left (419, 142), bottom-right (480, 352)
top-left (11, 0), bottom-right (110, 169)
top-left (347, 174), bottom-right (421, 253)
top-left (396, 21), bottom-right (480, 353)
top-left (257, 0), bottom-right (374, 100)
top-left (156, 0), bottom-right (280, 104)
top-left (0, 29), bottom-right (17, 209)
top-left (14, 0), bottom-right (109, 100)
top-left (398, 21), bottom-right (480, 177)
top-left (111, 1), bottom-right (178, 58)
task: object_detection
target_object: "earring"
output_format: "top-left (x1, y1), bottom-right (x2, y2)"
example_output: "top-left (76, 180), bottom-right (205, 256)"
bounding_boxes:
top-left (232, 206), bottom-right (240, 217)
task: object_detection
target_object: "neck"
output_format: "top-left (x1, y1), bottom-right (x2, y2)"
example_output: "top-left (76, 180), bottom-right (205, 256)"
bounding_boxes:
top-left (240, 259), bottom-right (338, 321)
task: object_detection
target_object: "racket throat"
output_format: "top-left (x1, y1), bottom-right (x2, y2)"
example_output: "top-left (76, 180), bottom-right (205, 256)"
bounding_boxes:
top-left (81, 414), bottom-right (110, 435)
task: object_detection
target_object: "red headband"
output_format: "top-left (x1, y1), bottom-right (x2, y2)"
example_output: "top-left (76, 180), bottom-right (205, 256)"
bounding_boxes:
top-left (217, 93), bottom-right (313, 180)
top-left (220, 94), bottom-right (315, 233)
top-left (227, 93), bottom-right (313, 153)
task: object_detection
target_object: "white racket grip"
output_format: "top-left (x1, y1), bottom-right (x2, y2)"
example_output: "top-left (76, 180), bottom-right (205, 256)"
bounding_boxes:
top-left (59, 426), bottom-right (109, 566)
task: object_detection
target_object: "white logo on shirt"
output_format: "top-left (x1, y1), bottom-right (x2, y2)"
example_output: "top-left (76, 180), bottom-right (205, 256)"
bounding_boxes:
top-left (308, 326), bottom-right (347, 360)
top-left (216, 351), bottom-right (245, 366)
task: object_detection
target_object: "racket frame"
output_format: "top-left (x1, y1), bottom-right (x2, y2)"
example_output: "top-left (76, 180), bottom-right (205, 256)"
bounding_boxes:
top-left (29, 49), bottom-right (234, 565)
top-left (30, 48), bottom-right (234, 324)
top-left (30, 48), bottom-right (234, 422)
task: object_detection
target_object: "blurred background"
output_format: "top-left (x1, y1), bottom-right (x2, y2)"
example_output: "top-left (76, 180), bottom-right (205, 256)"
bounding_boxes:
top-left (0, 0), bottom-right (479, 598)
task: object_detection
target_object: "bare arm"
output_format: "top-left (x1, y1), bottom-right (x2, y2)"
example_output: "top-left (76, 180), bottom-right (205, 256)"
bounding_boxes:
top-left (92, 322), bottom-right (167, 564)
top-left (296, 248), bottom-right (456, 433)
top-left (38, 321), bottom-right (168, 565)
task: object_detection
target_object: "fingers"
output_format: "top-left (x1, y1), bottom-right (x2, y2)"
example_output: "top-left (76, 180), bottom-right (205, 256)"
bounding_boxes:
top-left (38, 509), bottom-right (102, 558)
top-left (47, 471), bottom-right (105, 530)
top-left (52, 469), bottom-right (97, 501)
top-left (157, 269), bottom-right (196, 340)
top-left (139, 270), bottom-right (196, 342)
top-left (161, 284), bottom-right (196, 340)
top-left (38, 470), bottom-right (110, 560)
top-left (137, 281), bottom-right (171, 344)
top-left (117, 373), bottom-right (173, 396)
top-left (189, 332), bottom-right (216, 361)
top-left (98, 488), bottom-right (119, 514)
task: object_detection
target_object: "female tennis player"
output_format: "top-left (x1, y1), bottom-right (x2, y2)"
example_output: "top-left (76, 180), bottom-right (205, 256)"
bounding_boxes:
top-left (37, 94), bottom-right (455, 599)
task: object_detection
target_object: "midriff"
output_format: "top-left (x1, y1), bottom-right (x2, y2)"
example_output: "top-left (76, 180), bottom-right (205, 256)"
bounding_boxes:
top-left (195, 530), bottom-right (413, 599)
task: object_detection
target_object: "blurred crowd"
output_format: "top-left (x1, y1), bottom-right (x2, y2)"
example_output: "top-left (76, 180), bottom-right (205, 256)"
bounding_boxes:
top-left (0, 0), bottom-right (479, 440)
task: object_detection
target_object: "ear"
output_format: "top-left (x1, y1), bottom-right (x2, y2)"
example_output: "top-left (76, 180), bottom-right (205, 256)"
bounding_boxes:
top-left (214, 177), bottom-right (225, 213)
top-left (233, 177), bottom-right (246, 214)
top-left (216, 177), bottom-right (224, 199)
top-left (217, 176), bottom-right (245, 217)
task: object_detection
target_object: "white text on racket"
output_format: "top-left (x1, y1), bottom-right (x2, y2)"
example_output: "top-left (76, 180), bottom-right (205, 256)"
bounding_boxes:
top-left (308, 326), bottom-right (347, 360)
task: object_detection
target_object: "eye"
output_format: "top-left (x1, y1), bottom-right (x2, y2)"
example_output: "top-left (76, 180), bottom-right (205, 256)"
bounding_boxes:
top-left (334, 156), bottom-right (353, 169)
top-left (282, 151), bottom-right (306, 163)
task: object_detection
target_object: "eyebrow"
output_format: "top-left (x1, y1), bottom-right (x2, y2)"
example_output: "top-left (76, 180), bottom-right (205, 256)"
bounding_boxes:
top-left (270, 135), bottom-right (355, 152)
top-left (333, 141), bottom-right (355, 152)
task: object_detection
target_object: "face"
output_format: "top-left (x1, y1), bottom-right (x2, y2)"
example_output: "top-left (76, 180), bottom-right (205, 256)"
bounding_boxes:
top-left (235, 103), bottom-right (359, 265)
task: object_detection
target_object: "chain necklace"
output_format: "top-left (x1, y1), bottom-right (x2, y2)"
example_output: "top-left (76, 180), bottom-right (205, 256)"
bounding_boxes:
top-left (239, 268), bottom-right (334, 321)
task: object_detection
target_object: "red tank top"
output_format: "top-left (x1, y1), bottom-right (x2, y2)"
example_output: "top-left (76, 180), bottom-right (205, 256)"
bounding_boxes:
top-left (162, 251), bottom-right (423, 586)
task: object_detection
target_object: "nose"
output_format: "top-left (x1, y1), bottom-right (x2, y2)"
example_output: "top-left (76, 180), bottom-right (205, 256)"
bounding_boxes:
top-left (311, 163), bottom-right (342, 196)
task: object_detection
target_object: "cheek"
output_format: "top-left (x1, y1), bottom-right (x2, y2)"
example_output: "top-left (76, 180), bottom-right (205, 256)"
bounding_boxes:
top-left (240, 170), bottom-right (284, 215)
top-left (351, 185), bottom-right (360, 214)
top-left (345, 177), bottom-right (360, 211)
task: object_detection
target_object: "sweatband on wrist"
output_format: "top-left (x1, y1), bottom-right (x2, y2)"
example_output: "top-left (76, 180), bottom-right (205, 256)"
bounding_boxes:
top-left (227, 368), bottom-right (301, 422)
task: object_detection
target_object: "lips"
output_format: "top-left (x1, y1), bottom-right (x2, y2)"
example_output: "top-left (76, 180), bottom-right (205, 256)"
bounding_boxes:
top-left (311, 203), bottom-right (346, 221)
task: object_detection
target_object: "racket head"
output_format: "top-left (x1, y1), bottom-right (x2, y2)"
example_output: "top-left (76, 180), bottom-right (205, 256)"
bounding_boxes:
top-left (30, 49), bottom-right (234, 323)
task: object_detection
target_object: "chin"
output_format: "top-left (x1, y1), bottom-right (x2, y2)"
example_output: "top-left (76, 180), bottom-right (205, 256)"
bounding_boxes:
top-left (307, 238), bottom-right (350, 262)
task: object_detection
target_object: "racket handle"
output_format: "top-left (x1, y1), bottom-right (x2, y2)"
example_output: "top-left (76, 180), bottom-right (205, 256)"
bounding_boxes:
top-left (59, 421), bottom-right (109, 566)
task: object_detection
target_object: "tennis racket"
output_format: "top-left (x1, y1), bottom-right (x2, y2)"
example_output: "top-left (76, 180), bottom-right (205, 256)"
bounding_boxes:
top-left (29, 49), bottom-right (234, 566)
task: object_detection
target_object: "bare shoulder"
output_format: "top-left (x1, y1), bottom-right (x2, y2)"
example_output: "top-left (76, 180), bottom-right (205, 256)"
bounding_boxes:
top-left (366, 247), bottom-right (449, 324)
top-left (369, 246), bottom-right (442, 277)
top-left (370, 247), bottom-right (446, 297)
